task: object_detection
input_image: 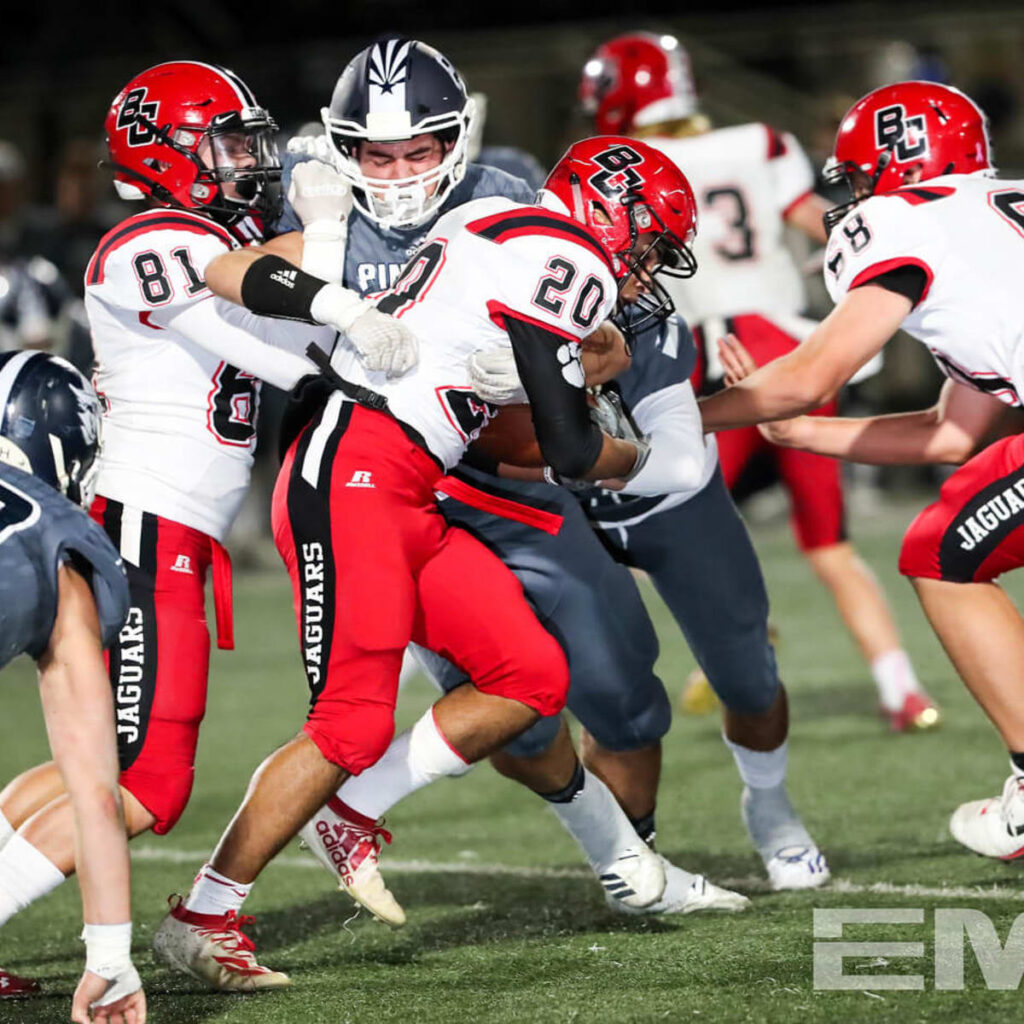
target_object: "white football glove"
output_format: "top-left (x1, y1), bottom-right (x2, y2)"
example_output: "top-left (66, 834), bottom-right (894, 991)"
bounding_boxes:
top-left (309, 285), bottom-right (419, 378)
top-left (286, 133), bottom-right (336, 164)
top-left (468, 348), bottom-right (527, 405)
top-left (287, 160), bottom-right (353, 228)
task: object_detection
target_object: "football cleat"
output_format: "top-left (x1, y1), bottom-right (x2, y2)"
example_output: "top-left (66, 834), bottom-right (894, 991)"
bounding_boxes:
top-left (597, 843), bottom-right (666, 909)
top-left (884, 691), bottom-right (941, 733)
top-left (950, 775), bottom-right (1024, 860)
top-left (0, 969), bottom-right (41, 998)
top-left (152, 896), bottom-right (290, 992)
top-left (680, 669), bottom-right (719, 715)
top-left (298, 801), bottom-right (406, 927)
top-left (606, 856), bottom-right (749, 915)
top-left (765, 845), bottom-right (831, 891)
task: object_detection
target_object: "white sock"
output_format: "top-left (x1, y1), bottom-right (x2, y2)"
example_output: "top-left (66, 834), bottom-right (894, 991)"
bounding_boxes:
top-left (337, 708), bottom-right (473, 821)
top-left (184, 863), bottom-right (252, 917)
top-left (0, 834), bottom-right (65, 927)
top-left (0, 810), bottom-right (14, 852)
top-left (871, 649), bottom-right (922, 711)
top-left (723, 736), bottom-right (789, 790)
top-left (545, 766), bottom-right (642, 872)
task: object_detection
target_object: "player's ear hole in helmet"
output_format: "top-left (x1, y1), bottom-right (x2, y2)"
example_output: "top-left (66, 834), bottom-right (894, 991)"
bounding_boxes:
top-left (822, 80), bottom-right (994, 235)
top-left (320, 35), bottom-right (477, 230)
top-left (0, 351), bottom-right (103, 508)
top-left (103, 61), bottom-right (283, 226)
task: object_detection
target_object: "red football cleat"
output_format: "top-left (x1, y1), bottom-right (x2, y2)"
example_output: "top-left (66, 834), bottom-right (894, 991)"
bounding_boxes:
top-left (886, 691), bottom-right (941, 732)
top-left (0, 969), bottom-right (41, 997)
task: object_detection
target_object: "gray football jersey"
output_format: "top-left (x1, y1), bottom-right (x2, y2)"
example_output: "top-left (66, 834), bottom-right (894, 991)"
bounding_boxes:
top-left (0, 462), bottom-right (129, 669)
top-left (273, 154), bottom-right (536, 297)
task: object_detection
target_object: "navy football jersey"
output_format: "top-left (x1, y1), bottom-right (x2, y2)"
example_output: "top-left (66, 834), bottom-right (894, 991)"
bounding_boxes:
top-left (272, 154), bottom-right (535, 297)
top-left (0, 462), bottom-right (129, 668)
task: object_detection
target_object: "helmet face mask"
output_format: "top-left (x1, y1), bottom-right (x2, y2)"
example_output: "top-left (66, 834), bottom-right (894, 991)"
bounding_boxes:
top-left (104, 62), bottom-right (283, 226)
top-left (0, 352), bottom-right (103, 508)
top-left (823, 81), bottom-right (993, 234)
top-left (320, 36), bottom-right (476, 230)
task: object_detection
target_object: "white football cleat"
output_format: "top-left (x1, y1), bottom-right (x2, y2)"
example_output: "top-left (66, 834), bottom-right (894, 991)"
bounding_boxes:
top-left (606, 856), bottom-right (750, 915)
top-left (152, 896), bottom-right (291, 992)
top-left (765, 844), bottom-right (830, 891)
top-left (596, 843), bottom-right (666, 909)
top-left (950, 774), bottom-right (1024, 860)
top-left (298, 800), bottom-right (406, 927)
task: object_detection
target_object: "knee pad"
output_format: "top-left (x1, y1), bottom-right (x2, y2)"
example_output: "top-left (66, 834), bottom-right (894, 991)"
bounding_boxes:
top-left (703, 635), bottom-right (781, 716)
top-left (499, 712), bottom-right (563, 760)
top-left (304, 703), bottom-right (396, 776)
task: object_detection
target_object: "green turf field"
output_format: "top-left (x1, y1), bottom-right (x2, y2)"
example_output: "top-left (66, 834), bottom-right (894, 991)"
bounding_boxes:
top-left (3, 494), bottom-right (1024, 1023)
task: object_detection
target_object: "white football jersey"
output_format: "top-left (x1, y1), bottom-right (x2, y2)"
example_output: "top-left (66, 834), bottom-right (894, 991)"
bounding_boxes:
top-left (328, 196), bottom-right (618, 470)
top-left (643, 123), bottom-right (815, 325)
top-left (85, 208), bottom-right (317, 541)
top-left (825, 174), bottom-right (1024, 406)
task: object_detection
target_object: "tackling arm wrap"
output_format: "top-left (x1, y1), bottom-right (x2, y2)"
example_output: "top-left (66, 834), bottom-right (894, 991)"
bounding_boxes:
top-left (240, 254), bottom-right (366, 328)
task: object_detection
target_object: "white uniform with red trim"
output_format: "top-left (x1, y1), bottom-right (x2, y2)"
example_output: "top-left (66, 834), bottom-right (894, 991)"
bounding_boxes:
top-left (337, 195), bottom-right (618, 470)
top-left (824, 173), bottom-right (1024, 407)
top-left (85, 207), bottom-right (324, 541)
top-left (643, 123), bottom-right (814, 327)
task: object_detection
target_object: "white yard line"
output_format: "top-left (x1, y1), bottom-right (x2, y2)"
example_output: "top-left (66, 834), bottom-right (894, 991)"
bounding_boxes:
top-left (131, 846), bottom-right (1024, 900)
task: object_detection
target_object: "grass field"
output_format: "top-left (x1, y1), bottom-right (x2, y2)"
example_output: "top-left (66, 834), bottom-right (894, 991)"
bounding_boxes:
top-left (3, 493), bottom-right (1024, 1023)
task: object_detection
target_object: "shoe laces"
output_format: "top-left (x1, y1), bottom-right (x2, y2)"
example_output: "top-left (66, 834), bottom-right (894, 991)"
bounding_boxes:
top-left (198, 911), bottom-right (259, 954)
top-left (336, 819), bottom-right (393, 861)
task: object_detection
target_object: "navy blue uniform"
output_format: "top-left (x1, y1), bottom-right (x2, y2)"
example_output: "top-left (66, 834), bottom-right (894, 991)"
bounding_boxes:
top-left (426, 313), bottom-right (780, 757)
top-left (0, 462), bottom-right (129, 669)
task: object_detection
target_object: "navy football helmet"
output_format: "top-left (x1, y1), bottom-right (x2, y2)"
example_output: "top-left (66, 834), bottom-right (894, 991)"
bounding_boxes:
top-left (321, 35), bottom-right (477, 228)
top-left (0, 351), bottom-right (102, 507)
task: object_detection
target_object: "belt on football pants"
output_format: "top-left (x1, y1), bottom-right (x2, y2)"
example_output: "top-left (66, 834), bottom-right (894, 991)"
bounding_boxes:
top-left (212, 540), bottom-right (234, 650)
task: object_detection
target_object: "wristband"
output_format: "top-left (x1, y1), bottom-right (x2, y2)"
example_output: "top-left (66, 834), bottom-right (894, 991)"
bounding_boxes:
top-left (82, 922), bottom-right (132, 981)
top-left (301, 219), bottom-right (347, 285)
top-left (619, 436), bottom-right (653, 482)
top-left (239, 254), bottom-right (326, 323)
top-left (309, 282), bottom-right (370, 332)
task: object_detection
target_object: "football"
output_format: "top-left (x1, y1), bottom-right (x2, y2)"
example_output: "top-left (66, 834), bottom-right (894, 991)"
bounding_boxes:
top-left (472, 403), bottom-right (544, 466)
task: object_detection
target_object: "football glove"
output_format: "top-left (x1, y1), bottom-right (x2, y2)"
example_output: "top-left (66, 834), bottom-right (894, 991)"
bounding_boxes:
top-left (288, 160), bottom-right (353, 228)
top-left (286, 133), bottom-right (336, 164)
top-left (468, 348), bottom-right (527, 405)
top-left (588, 389), bottom-right (642, 442)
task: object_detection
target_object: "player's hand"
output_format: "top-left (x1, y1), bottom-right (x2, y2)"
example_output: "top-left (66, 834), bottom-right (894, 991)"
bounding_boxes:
top-left (580, 321), bottom-right (629, 385)
top-left (346, 306), bottom-right (419, 378)
top-left (288, 160), bottom-right (352, 228)
top-left (468, 348), bottom-right (526, 405)
top-left (71, 968), bottom-right (146, 1024)
top-left (286, 133), bottom-right (335, 164)
top-left (717, 332), bottom-right (759, 386)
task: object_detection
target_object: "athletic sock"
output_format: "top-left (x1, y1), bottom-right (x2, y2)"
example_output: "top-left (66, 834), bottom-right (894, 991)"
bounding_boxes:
top-left (723, 735), bottom-right (789, 790)
top-left (0, 834), bottom-right (65, 927)
top-left (0, 810), bottom-right (14, 852)
top-left (336, 708), bottom-right (473, 821)
top-left (629, 811), bottom-right (657, 849)
top-left (871, 649), bottom-right (923, 711)
top-left (1009, 753), bottom-right (1024, 783)
top-left (541, 764), bottom-right (644, 872)
top-left (183, 864), bottom-right (252, 917)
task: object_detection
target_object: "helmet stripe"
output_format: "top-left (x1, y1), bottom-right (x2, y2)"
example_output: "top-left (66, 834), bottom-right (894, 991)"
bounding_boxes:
top-left (0, 351), bottom-right (40, 429)
top-left (186, 61), bottom-right (258, 108)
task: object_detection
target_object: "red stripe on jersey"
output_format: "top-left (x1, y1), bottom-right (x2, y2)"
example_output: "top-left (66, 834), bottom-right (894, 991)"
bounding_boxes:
top-left (466, 209), bottom-right (614, 274)
top-left (486, 301), bottom-right (581, 344)
top-left (86, 211), bottom-right (233, 286)
top-left (437, 475), bottom-right (565, 536)
top-left (888, 186), bottom-right (956, 206)
top-left (781, 189), bottom-right (815, 221)
top-left (849, 257), bottom-right (935, 307)
top-left (765, 125), bottom-right (789, 160)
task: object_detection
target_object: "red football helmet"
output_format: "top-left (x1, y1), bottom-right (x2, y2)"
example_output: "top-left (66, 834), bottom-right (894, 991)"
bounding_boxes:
top-left (824, 81), bottom-right (992, 231)
top-left (543, 136), bottom-right (697, 338)
top-left (579, 33), bottom-right (698, 136)
top-left (104, 61), bottom-right (282, 225)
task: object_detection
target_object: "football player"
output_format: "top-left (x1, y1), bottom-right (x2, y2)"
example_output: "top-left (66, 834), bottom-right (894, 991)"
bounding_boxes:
top-left (581, 32), bottom-right (937, 731)
top-left (0, 352), bottom-right (144, 1022)
top-left (698, 82), bottom-right (1024, 859)
top-left (0, 60), bottom-right (415, 980)
top-left (150, 134), bottom-right (707, 991)
top-left (205, 36), bottom-right (748, 924)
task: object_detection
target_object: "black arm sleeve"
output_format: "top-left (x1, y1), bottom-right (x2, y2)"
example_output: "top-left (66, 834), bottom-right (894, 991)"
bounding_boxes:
top-left (504, 314), bottom-right (604, 479)
top-left (852, 264), bottom-right (928, 307)
top-left (239, 254), bottom-right (326, 322)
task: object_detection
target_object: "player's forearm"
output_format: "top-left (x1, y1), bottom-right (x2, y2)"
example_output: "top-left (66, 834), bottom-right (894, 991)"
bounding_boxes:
top-left (204, 233), bottom-right (304, 305)
top-left (773, 408), bottom-right (974, 465)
